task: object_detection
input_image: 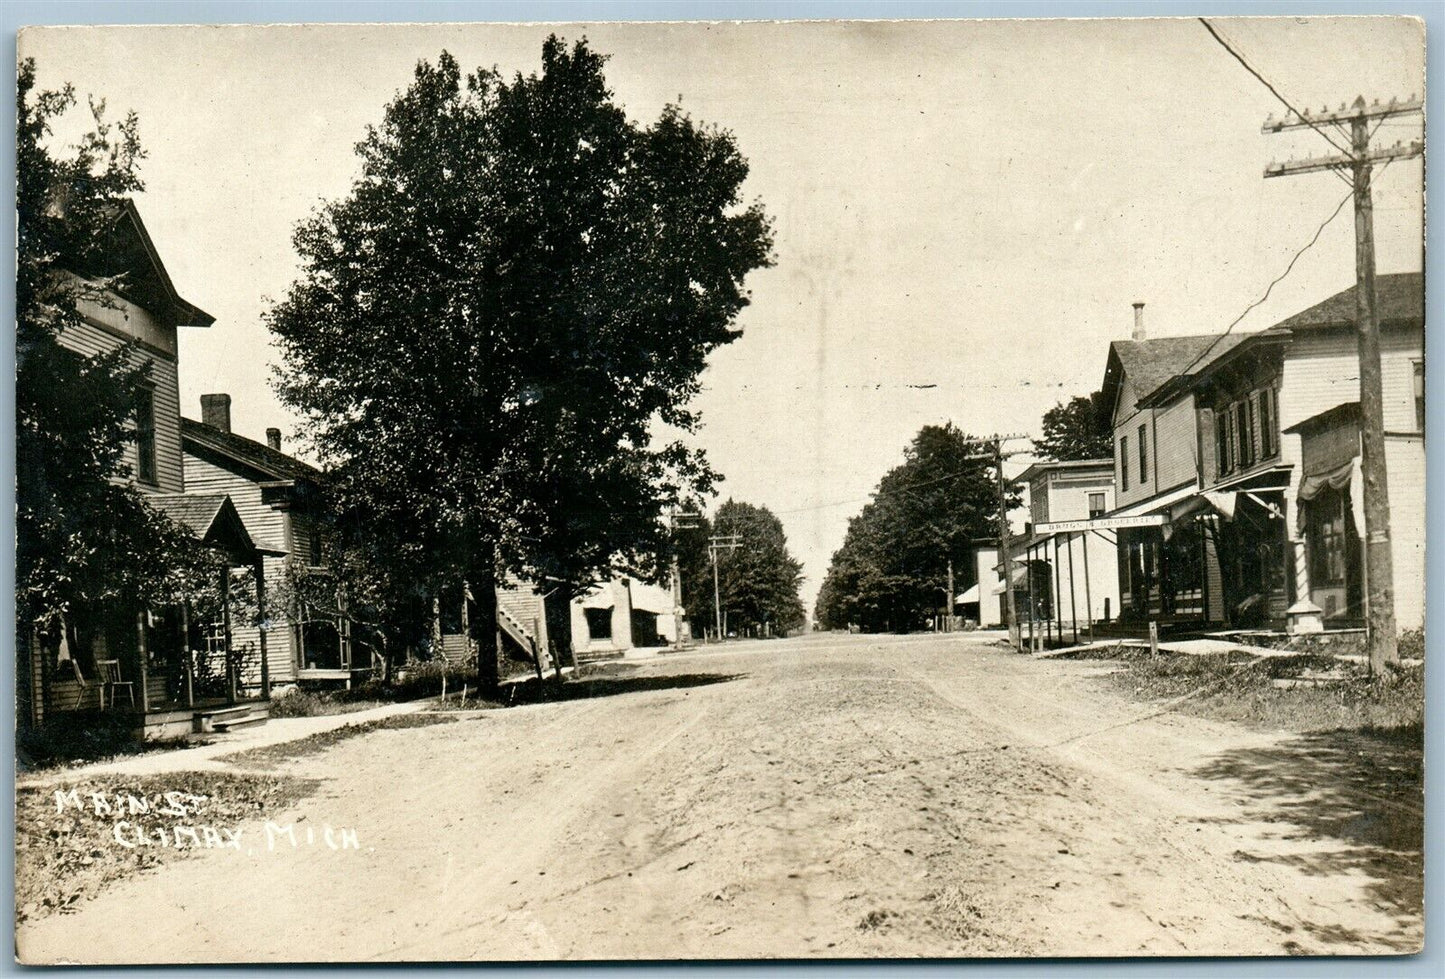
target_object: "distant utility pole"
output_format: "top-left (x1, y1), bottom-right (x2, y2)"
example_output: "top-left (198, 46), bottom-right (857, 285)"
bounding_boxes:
top-left (946, 433), bottom-right (1029, 649)
top-left (1264, 94), bottom-right (1422, 672)
top-left (945, 556), bottom-right (954, 633)
top-left (669, 509), bottom-right (701, 650)
top-left (709, 533), bottom-right (741, 641)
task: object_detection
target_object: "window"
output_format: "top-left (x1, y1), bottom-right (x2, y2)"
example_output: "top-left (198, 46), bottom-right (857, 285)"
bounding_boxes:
top-left (1088, 493), bottom-right (1106, 519)
top-left (1414, 360), bottom-right (1425, 432)
top-left (1215, 408), bottom-right (1229, 476)
top-left (1120, 435), bottom-right (1129, 491)
top-left (1236, 400), bottom-right (1253, 469)
top-left (307, 528), bottom-right (324, 568)
top-left (134, 387), bottom-right (157, 485)
top-left (1307, 490), bottom-right (1349, 586)
top-left (1259, 388), bottom-right (1276, 458)
top-left (1137, 423), bottom-right (1148, 483)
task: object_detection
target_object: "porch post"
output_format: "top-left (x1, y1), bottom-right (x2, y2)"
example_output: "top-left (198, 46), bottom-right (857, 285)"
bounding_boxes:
top-left (1067, 532), bottom-right (1079, 645)
top-left (254, 558), bottom-right (270, 700)
top-left (181, 600), bottom-right (195, 708)
top-left (222, 566), bottom-right (236, 705)
top-left (1082, 529), bottom-right (1094, 644)
top-left (135, 609), bottom-right (151, 713)
top-left (1053, 535), bottom-right (1063, 645)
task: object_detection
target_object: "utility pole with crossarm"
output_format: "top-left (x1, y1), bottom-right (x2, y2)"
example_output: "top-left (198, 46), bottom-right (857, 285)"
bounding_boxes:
top-left (1263, 94), bottom-right (1422, 672)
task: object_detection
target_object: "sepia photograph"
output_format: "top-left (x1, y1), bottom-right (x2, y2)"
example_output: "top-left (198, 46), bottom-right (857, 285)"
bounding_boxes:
top-left (12, 11), bottom-right (1428, 964)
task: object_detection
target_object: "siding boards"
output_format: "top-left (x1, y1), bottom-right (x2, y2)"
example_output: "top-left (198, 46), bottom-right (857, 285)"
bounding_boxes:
top-left (1279, 327), bottom-right (1423, 435)
top-left (181, 449), bottom-right (296, 685)
top-left (1385, 435), bottom-right (1426, 631)
top-left (1153, 397), bottom-right (1198, 492)
top-left (56, 319), bottom-right (185, 494)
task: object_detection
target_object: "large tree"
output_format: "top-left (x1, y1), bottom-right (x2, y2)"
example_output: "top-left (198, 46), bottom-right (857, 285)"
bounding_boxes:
top-left (16, 60), bottom-right (210, 652)
top-left (816, 424), bottom-right (1014, 632)
top-left (679, 500), bottom-right (804, 638)
top-left (1036, 390), bottom-right (1113, 462)
top-left (267, 39), bottom-right (773, 685)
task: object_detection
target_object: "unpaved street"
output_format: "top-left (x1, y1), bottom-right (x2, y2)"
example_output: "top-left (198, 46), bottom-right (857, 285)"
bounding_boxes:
top-left (17, 633), bottom-right (1422, 962)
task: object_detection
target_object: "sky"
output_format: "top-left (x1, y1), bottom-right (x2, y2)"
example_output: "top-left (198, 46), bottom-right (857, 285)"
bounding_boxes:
top-left (21, 16), bottom-right (1425, 617)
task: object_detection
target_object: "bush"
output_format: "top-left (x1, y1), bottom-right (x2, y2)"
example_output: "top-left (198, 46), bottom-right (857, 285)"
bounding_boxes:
top-left (17, 712), bottom-right (187, 770)
top-left (392, 659), bottom-right (480, 701)
top-left (1399, 627), bottom-right (1424, 661)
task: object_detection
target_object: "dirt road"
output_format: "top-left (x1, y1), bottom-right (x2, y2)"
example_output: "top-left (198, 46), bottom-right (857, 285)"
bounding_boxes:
top-left (16, 632), bottom-right (1422, 962)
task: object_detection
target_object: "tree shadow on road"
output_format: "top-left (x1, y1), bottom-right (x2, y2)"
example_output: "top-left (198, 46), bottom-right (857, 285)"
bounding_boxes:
top-left (1188, 724), bottom-right (1422, 950)
top-left (504, 668), bottom-right (745, 705)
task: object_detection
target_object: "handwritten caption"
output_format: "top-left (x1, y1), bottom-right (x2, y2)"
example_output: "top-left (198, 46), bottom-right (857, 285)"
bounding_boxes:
top-left (54, 789), bottom-right (360, 852)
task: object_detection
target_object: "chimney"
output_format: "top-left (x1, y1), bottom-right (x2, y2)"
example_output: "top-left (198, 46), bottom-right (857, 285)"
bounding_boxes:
top-left (1132, 302), bottom-right (1146, 341)
top-left (200, 393), bottom-right (232, 433)
top-left (266, 428), bottom-right (282, 452)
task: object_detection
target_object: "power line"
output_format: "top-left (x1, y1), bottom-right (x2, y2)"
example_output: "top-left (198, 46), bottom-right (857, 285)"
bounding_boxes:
top-left (1198, 18), bottom-right (1353, 161)
top-left (1173, 185), bottom-right (1353, 382)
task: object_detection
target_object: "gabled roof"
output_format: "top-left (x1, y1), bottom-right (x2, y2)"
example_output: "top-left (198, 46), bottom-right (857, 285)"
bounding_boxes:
top-left (1139, 328), bottom-right (1292, 408)
top-left (147, 492), bottom-right (284, 559)
top-left (106, 200), bottom-right (215, 328)
top-left (181, 418), bottom-right (322, 484)
top-left (1102, 333), bottom-right (1249, 417)
top-left (1273, 272), bottom-right (1423, 333)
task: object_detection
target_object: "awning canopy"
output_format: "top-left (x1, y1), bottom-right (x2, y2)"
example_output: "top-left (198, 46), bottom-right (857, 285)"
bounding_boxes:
top-left (956, 584), bottom-right (981, 604)
top-left (990, 564), bottom-right (1029, 594)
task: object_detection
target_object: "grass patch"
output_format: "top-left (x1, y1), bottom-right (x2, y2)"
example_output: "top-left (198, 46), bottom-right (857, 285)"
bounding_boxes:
top-left (17, 713), bottom-right (209, 773)
top-left (1103, 647), bottom-right (1422, 736)
top-left (15, 771), bottom-right (319, 924)
top-left (267, 689), bottom-right (390, 719)
top-left (217, 712), bottom-right (457, 768)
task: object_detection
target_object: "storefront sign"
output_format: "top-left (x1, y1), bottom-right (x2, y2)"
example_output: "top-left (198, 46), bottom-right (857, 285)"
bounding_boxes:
top-left (1034, 514), bottom-right (1166, 534)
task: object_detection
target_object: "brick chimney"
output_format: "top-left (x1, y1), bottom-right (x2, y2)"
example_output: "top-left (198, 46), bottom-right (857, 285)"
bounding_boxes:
top-left (200, 394), bottom-right (232, 433)
top-left (266, 428), bottom-right (282, 451)
top-left (1132, 302), bottom-right (1146, 341)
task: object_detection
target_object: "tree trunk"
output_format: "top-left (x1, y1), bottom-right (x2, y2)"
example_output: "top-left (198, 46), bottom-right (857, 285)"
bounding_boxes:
top-left (469, 545), bottom-right (501, 690)
top-left (545, 585), bottom-right (576, 691)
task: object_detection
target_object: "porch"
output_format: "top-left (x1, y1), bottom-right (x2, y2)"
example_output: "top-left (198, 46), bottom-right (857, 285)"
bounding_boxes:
top-left (25, 494), bottom-right (282, 742)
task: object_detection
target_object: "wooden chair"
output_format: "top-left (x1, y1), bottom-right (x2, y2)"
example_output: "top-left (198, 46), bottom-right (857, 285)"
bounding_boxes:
top-left (96, 659), bottom-right (136, 710)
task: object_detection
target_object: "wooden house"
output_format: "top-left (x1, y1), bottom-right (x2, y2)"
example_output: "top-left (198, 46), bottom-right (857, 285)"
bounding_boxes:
top-left (1101, 273), bottom-right (1423, 635)
top-left (1155, 273), bottom-right (1425, 632)
top-left (180, 399), bottom-right (375, 687)
top-left (26, 202), bottom-right (280, 739)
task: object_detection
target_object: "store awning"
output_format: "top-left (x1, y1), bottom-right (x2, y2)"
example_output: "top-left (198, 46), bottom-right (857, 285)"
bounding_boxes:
top-left (1103, 483), bottom-right (1199, 521)
top-left (956, 584), bottom-right (980, 605)
top-left (990, 564), bottom-right (1029, 595)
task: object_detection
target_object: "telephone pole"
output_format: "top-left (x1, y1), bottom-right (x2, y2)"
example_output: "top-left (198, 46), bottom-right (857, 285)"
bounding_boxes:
top-left (943, 433), bottom-right (1028, 649)
top-left (945, 556), bottom-right (954, 633)
top-left (1264, 94), bottom-right (1422, 671)
top-left (709, 533), bottom-right (741, 641)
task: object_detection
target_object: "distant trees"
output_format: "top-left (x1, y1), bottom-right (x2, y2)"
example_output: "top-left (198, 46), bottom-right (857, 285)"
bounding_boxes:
top-left (1036, 390), bottom-right (1113, 462)
top-left (816, 424), bottom-right (1014, 632)
top-left (16, 59), bottom-right (211, 641)
top-left (267, 38), bottom-right (773, 683)
top-left (677, 501), bottom-right (805, 638)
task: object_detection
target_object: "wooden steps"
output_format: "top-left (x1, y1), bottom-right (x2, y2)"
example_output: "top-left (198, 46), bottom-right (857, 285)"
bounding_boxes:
top-left (195, 701), bottom-right (270, 734)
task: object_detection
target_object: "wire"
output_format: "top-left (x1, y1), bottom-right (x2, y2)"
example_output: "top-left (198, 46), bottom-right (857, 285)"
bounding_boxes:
top-left (1198, 18), bottom-right (1353, 159)
top-left (1173, 186), bottom-right (1354, 382)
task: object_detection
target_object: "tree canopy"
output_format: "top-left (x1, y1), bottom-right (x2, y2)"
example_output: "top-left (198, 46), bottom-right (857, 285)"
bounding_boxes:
top-left (1035, 390), bottom-right (1113, 462)
top-left (16, 58), bottom-right (210, 635)
top-left (815, 424), bottom-right (1015, 632)
top-left (677, 500), bottom-right (805, 638)
top-left (266, 39), bottom-right (773, 680)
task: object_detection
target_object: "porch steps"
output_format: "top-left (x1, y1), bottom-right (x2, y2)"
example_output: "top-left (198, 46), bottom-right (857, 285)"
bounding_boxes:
top-left (195, 702), bottom-right (271, 734)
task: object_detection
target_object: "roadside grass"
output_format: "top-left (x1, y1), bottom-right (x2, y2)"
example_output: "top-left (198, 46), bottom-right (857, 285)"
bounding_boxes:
top-left (217, 712), bottom-right (458, 768)
top-left (267, 689), bottom-right (391, 719)
top-left (15, 771), bottom-right (320, 925)
top-left (1102, 646), bottom-right (1422, 738)
top-left (17, 713), bottom-right (210, 774)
